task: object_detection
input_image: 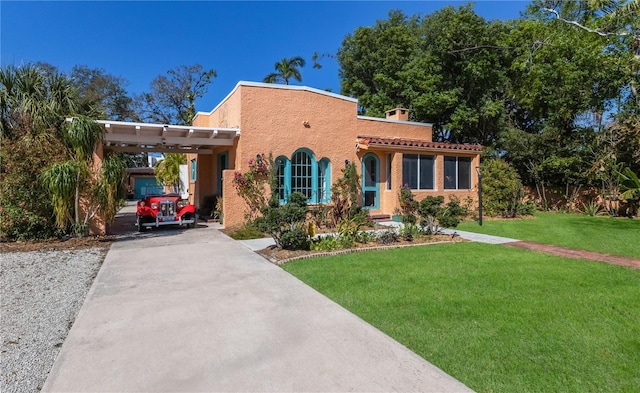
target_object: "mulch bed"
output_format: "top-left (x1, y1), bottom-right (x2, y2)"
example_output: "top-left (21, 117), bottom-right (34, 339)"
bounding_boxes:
top-left (0, 236), bottom-right (115, 253)
top-left (256, 234), bottom-right (467, 265)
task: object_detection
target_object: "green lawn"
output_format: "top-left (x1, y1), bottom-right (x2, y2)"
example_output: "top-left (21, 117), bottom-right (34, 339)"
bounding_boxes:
top-left (457, 212), bottom-right (640, 258)
top-left (283, 243), bottom-right (640, 393)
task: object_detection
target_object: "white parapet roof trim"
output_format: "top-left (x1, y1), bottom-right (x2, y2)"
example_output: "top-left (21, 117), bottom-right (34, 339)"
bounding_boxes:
top-left (194, 81), bottom-right (358, 118)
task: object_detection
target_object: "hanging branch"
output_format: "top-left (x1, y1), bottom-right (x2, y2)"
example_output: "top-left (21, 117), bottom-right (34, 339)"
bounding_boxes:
top-left (542, 7), bottom-right (631, 37)
top-left (449, 45), bottom-right (513, 54)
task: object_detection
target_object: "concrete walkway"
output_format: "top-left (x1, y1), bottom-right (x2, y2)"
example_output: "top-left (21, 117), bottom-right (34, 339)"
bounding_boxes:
top-left (440, 229), bottom-right (519, 244)
top-left (42, 224), bottom-right (473, 392)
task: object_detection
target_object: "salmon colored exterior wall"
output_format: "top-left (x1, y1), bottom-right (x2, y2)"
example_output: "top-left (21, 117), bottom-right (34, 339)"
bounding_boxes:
top-left (88, 142), bottom-right (106, 235)
top-left (189, 82), bottom-right (482, 229)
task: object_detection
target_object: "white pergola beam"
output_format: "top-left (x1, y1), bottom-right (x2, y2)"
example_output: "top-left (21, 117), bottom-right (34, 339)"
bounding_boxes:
top-left (104, 134), bottom-right (234, 146)
top-left (108, 146), bottom-right (213, 154)
top-left (96, 120), bottom-right (239, 153)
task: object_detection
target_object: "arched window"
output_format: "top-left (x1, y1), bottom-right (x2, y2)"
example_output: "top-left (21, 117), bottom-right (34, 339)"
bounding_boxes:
top-left (291, 149), bottom-right (314, 200)
top-left (276, 149), bottom-right (330, 204)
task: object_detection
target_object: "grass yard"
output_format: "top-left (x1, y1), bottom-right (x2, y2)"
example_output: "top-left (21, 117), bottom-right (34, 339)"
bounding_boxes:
top-left (457, 212), bottom-right (640, 258)
top-left (283, 243), bottom-right (640, 393)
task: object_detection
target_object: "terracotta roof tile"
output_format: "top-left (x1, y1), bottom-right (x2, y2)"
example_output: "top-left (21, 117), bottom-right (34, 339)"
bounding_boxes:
top-left (357, 135), bottom-right (483, 152)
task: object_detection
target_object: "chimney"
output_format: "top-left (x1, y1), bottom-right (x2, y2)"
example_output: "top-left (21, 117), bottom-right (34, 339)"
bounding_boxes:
top-left (385, 107), bottom-right (409, 121)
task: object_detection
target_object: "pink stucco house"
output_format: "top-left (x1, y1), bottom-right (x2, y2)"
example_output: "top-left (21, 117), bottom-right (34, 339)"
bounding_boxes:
top-left (187, 81), bottom-right (483, 229)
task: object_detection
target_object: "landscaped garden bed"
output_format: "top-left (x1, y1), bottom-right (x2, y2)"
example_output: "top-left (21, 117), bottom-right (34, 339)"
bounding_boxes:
top-left (228, 157), bottom-right (473, 264)
top-left (256, 232), bottom-right (465, 264)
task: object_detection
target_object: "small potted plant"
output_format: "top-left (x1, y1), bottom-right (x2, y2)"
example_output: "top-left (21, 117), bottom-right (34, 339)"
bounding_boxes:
top-left (392, 207), bottom-right (403, 222)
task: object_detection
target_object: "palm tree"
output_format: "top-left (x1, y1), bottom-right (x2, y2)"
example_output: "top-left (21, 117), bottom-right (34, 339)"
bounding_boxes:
top-left (41, 160), bottom-right (84, 230)
top-left (95, 154), bottom-right (127, 223)
top-left (619, 167), bottom-right (640, 198)
top-left (1, 64), bottom-right (78, 138)
top-left (263, 56), bottom-right (306, 85)
top-left (154, 153), bottom-right (187, 193)
top-left (41, 116), bottom-right (107, 235)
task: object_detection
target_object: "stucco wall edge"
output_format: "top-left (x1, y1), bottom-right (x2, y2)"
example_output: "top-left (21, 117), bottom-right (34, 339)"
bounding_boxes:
top-left (194, 81), bottom-right (359, 120)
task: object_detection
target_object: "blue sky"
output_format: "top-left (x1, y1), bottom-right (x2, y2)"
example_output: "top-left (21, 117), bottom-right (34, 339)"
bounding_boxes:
top-left (2, 1), bottom-right (529, 113)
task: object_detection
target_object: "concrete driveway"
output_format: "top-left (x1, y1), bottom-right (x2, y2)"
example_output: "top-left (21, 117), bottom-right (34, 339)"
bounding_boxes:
top-left (43, 223), bottom-right (473, 392)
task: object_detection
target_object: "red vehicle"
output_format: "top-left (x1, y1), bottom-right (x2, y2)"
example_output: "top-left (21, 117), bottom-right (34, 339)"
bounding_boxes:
top-left (136, 193), bottom-right (196, 231)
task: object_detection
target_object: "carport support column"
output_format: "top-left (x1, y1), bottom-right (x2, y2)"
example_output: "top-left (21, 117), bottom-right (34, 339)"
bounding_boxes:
top-left (89, 141), bottom-right (107, 235)
top-left (221, 169), bottom-right (243, 228)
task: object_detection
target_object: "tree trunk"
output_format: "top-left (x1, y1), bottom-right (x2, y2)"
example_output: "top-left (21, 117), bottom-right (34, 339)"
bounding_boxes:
top-left (74, 171), bottom-right (80, 225)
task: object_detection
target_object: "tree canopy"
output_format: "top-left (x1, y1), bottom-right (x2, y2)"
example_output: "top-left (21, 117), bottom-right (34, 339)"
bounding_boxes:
top-left (140, 64), bottom-right (217, 125)
top-left (337, 3), bottom-right (639, 202)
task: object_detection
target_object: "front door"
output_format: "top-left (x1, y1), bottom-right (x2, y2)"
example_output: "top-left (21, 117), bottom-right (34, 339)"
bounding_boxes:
top-left (217, 151), bottom-right (228, 196)
top-left (362, 153), bottom-right (379, 209)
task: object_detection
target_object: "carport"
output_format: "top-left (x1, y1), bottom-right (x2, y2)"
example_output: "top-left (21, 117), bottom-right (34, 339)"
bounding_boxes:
top-left (97, 120), bottom-right (239, 154)
top-left (92, 120), bottom-right (240, 234)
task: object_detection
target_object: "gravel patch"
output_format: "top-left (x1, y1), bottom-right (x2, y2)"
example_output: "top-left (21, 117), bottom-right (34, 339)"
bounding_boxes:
top-left (1, 248), bottom-right (106, 393)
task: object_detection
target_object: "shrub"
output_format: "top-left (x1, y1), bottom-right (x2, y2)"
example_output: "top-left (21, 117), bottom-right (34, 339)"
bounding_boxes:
top-left (520, 200), bottom-right (537, 216)
top-left (280, 226), bottom-right (310, 250)
top-left (480, 158), bottom-right (531, 217)
top-left (337, 235), bottom-right (356, 249)
top-left (312, 235), bottom-right (339, 251)
top-left (402, 213), bottom-right (417, 225)
top-left (330, 161), bottom-right (362, 226)
top-left (417, 196), bottom-right (446, 233)
top-left (0, 136), bottom-right (64, 240)
top-left (355, 230), bottom-right (376, 244)
top-left (232, 153), bottom-right (271, 222)
top-left (399, 223), bottom-right (421, 241)
top-left (438, 196), bottom-right (467, 228)
top-left (398, 191), bottom-right (466, 234)
top-left (229, 222), bottom-right (264, 240)
top-left (335, 216), bottom-right (364, 249)
top-left (309, 204), bottom-right (331, 229)
top-left (399, 184), bottom-right (418, 216)
top-left (256, 191), bottom-right (310, 250)
top-left (215, 197), bottom-right (223, 220)
top-left (418, 196), bottom-right (444, 218)
top-left (376, 229), bottom-right (399, 244)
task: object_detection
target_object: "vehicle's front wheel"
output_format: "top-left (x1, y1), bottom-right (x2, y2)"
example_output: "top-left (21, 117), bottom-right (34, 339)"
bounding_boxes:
top-left (136, 216), bottom-right (145, 232)
top-left (183, 213), bottom-right (196, 229)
